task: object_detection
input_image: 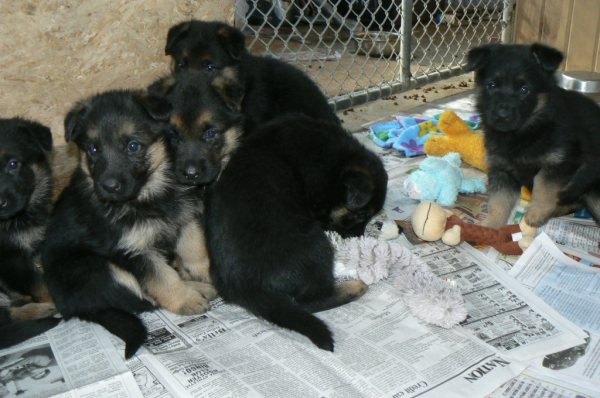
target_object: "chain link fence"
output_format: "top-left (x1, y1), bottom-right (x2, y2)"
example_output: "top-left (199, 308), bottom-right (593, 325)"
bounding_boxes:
top-left (234, 0), bottom-right (515, 111)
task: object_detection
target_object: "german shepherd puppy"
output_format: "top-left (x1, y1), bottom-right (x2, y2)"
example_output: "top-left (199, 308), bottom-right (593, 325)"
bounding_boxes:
top-left (148, 70), bottom-right (243, 186)
top-left (467, 43), bottom-right (600, 227)
top-left (0, 118), bottom-right (59, 349)
top-left (205, 113), bottom-right (387, 351)
top-left (42, 90), bottom-right (216, 358)
top-left (163, 20), bottom-right (340, 133)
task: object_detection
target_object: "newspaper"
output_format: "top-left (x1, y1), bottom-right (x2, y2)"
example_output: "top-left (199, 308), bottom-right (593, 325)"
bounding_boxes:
top-left (0, 321), bottom-right (142, 398)
top-left (508, 233), bottom-right (600, 393)
top-left (398, 238), bottom-right (587, 361)
top-left (1, 275), bottom-right (530, 398)
top-left (487, 367), bottom-right (600, 398)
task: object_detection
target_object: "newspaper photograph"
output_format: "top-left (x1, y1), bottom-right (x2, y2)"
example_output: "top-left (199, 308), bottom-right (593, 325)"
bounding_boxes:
top-left (0, 320), bottom-right (141, 398)
top-left (509, 233), bottom-right (600, 393)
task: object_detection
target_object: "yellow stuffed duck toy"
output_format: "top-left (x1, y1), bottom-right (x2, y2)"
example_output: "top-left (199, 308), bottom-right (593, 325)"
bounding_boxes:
top-left (424, 109), bottom-right (487, 172)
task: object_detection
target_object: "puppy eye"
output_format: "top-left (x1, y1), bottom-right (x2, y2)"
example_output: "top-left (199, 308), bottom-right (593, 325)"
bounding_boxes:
top-left (486, 81), bottom-right (497, 90)
top-left (177, 58), bottom-right (188, 69)
top-left (203, 128), bottom-right (220, 141)
top-left (87, 144), bottom-right (98, 156)
top-left (520, 85), bottom-right (530, 95)
top-left (203, 62), bottom-right (216, 72)
top-left (7, 159), bottom-right (19, 171)
top-left (167, 127), bottom-right (180, 143)
top-left (127, 141), bottom-right (142, 153)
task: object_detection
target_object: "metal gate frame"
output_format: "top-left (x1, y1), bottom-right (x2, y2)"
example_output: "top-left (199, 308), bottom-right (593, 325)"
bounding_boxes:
top-left (237, 0), bottom-right (516, 111)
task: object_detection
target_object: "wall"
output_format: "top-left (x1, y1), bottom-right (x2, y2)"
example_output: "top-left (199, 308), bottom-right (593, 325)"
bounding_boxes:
top-left (0, 0), bottom-right (234, 144)
top-left (513, 0), bottom-right (600, 71)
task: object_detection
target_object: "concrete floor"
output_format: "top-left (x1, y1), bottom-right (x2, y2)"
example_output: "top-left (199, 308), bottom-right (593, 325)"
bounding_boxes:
top-left (335, 72), bottom-right (475, 132)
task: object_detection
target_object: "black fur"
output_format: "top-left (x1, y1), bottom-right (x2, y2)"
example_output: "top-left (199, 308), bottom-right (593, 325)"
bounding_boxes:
top-left (467, 43), bottom-right (600, 226)
top-left (0, 118), bottom-right (58, 348)
top-left (205, 114), bottom-right (387, 351)
top-left (42, 90), bottom-right (214, 359)
top-left (164, 20), bottom-right (340, 133)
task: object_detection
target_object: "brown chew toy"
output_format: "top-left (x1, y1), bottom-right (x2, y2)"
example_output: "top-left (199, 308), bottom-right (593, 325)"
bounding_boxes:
top-left (411, 201), bottom-right (537, 255)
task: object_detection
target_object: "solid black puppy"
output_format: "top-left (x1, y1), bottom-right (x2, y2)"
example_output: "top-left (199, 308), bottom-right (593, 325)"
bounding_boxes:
top-left (148, 70), bottom-right (243, 186)
top-left (467, 43), bottom-right (600, 227)
top-left (205, 114), bottom-right (387, 351)
top-left (164, 20), bottom-right (340, 133)
top-left (42, 90), bottom-right (216, 358)
top-left (0, 118), bottom-right (59, 348)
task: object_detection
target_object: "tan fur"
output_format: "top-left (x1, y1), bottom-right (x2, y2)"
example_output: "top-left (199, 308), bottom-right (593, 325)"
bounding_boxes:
top-left (109, 264), bottom-right (146, 301)
top-left (117, 218), bottom-right (170, 255)
top-left (525, 171), bottom-right (563, 227)
top-left (9, 302), bottom-right (56, 321)
top-left (175, 221), bottom-right (211, 283)
top-left (29, 281), bottom-right (53, 303)
top-left (334, 280), bottom-right (368, 301)
top-left (138, 142), bottom-right (170, 202)
top-left (170, 113), bottom-right (186, 133)
top-left (194, 111), bottom-right (212, 130)
top-left (142, 252), bottom-right (215, 315)
top-left (222, 126), bottom-right (241, 158)
top-left (118, 121), bottom-right (136, 137)
top-left (486, 189), bottom-right (520, 227)
top-left (329, 206), bottom-right (349, 224)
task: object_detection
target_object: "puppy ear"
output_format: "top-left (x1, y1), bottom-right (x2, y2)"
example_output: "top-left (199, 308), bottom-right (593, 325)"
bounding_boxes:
top-left (212, 70), bottom-right (245, 112)
top-left (343, 169), bottom-right (373, 211)
top-left (64, 101), bottom-right (89, 143)
top-left (147, 75), bottom-right (177, 98)
top-left (135, 92), bottom-right (172, 122)
top-left (18, 119), bottom-right (53, 152)
top-left (465, 45), bottom-right (491, 72)
top-left (216, 24), bottom-right (246, 61)
top-left (165, 21), bottom-right (190, 56)
top-left (531, 43), bottom-right (563, 72)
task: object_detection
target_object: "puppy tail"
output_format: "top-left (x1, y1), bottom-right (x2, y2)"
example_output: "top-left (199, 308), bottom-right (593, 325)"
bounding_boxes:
top-left (79, 309), bottom-right (147, 359)
top-left (0, 318), bottom-right (61, 349)
top-left (243, 291), bottom-right (334, 352)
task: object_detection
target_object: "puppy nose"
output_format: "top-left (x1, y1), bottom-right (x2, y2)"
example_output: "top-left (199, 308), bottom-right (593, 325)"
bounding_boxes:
top-left (102, 178), bottom-right (121, 193)
top-left (497, 105), bottom-right (510, 119)
top-left (0, 197), bottom-right (7, 208)
top-left (184, 165), bottom-right (200, 180)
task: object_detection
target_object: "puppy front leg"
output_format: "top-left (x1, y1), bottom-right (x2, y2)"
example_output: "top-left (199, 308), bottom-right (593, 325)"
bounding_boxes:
top-left (0, 249), bottom-right (48, 302)
top-left (525, 169), bottom-right (564, 227)
top-left (141, 252), bottom-right (216, 315)
top-left (175, 221), bottom-right (212, 283)
top-left (486, 167), bottom-right (520, 227)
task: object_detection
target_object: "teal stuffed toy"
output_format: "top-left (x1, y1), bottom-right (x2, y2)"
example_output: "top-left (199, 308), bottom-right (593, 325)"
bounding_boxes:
top-left (403, 152), bottom-right (485, 206)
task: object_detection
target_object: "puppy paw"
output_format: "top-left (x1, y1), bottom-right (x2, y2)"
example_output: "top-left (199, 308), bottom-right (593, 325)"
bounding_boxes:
top-left (175, 287), bottom-right (211, 315)
top-left (10, 302), bottom-right (57, 321)
top-left (186, 281), bottom-right (218, 301)
top-left (524, 206), bottom-right (553, 227)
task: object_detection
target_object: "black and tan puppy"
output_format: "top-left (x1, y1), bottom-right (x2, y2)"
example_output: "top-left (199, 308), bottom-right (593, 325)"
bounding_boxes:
top-left (467, 43), bottom-right (600, 227)
top-left (163, 20), bottom-right (340, 133)
top-left (0, 118), bottom-right (59, 348)
top-left (42, 90), bottom-right (216, 358)
top-left (149, 70), bottom-right (243, 186)
top-left (205, 113), bottom-right (387, 351)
